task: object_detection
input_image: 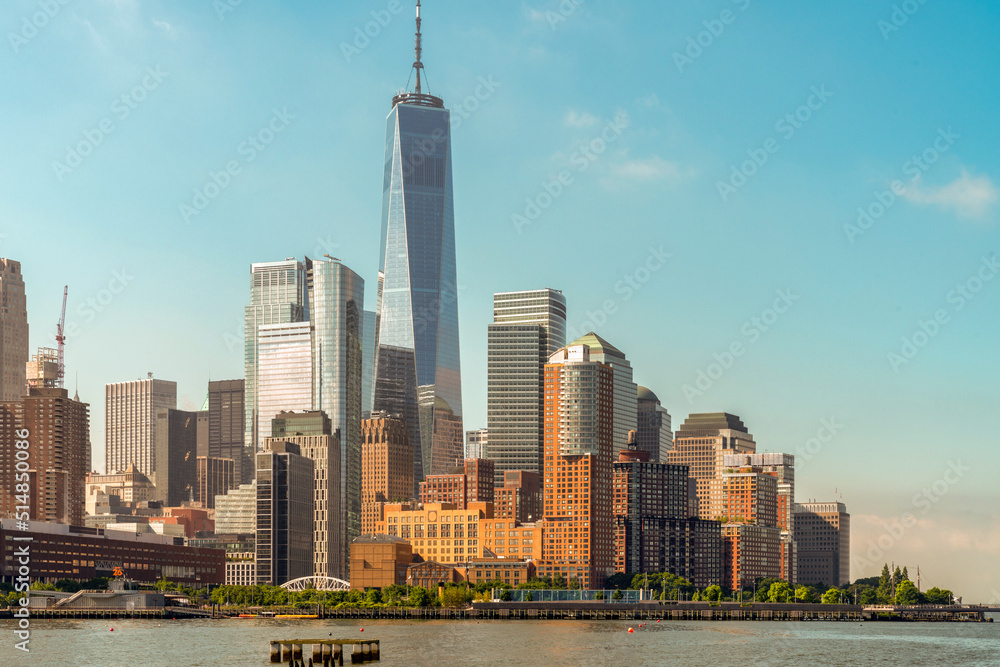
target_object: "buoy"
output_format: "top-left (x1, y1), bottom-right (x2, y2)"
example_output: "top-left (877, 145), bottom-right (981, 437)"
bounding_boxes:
top-left (657, 619), bottom-right (661, 623)
top-left (628, 627), bottom-right (634, 633)
top-left (110, 628), bottom-right (114, 632)
top-left (360, 628), bottom-right (364, 632)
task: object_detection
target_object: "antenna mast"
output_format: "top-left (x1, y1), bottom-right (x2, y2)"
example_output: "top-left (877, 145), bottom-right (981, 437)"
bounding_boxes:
top-left (413, 1), bottom-right (424, 94)
top-left (56, 286), bottom-right (68, 388)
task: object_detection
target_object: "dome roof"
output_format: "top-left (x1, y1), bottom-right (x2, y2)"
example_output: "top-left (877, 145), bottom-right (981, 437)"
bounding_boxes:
top-left (637, 385), bottom-right (659, 403)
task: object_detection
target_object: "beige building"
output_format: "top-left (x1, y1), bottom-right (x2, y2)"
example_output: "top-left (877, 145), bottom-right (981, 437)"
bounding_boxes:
top-left (665, 413), bottom-right (756, 521)
top-left (361, 413), bottom-right (413, 534)
top-left (105, 376), bottom-right (177, 478)
top-left (0, 259), bottom-right (28, 403)
top-left (349, 534), bottom-right (413, 589)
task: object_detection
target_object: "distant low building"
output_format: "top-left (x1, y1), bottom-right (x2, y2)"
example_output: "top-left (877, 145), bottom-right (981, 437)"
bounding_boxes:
top-left (794, 501), bottom-right (850, 587)
top-left (349, 534), bottom-right (413, 590)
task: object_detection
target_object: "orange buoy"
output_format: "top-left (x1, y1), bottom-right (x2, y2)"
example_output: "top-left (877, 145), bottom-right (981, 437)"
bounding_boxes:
top-left (627, 627), bottom-right (634, 633)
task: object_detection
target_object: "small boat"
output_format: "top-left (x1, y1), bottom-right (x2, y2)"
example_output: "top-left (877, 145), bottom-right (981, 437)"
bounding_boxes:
top-left (238, 614), bottom-right (257, 618)
top-left (275, 614), bottom-right (318, 619)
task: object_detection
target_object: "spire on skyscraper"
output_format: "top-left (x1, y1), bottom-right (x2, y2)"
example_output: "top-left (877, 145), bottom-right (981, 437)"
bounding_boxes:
top-left (394, 1), bottom-right (442, 108)
top-left (412, 1), bottom-right (424, 94)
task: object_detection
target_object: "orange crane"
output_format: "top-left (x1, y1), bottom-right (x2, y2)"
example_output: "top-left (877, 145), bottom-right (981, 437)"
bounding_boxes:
top-left (56, 286), bottom-right (67, 388)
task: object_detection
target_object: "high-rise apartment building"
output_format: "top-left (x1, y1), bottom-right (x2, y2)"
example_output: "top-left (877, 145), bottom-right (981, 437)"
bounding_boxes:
top-left (255, 441), bottom-right (314, 586)
top-left (465, 428), bottom-right (487, 460)
top-left (244, 259), bottom-right (307, 453)
top-left (265, 411), bottom-right (343, 578)
top-left (537, 338), bottom-right (618, 589)
top-left (153, 408), bottom-right (199, 507)
top-left (307, 257), bottom-right (364, 570)
top-left (360, 412), bottom-right (413, 534)
top-left (256, 322), bottom-right (312, 447)
top-left (105, 377), bottom-right (177, 478)
top-left (572, 333), bottom-right (637, 453)
top-left (720, 462), bottom-right (782, 591)
top-left (197, 456), bottom-right (235, 509)
top-left (0, 387), bottom-right (89, 525)
top-left (665, 413), bottom-right (756, 521)
top-left (794, 501), bottom-right (850, 587)
top-left (0, 259), bottom-right (28, 403)
top-left (486, 289), bottom-right (567, 484)
top-left (373, 6), bottom-right (463, 484)
top-left (724, 452), bottom-right (796, 584)
top-left (208, 380), bottom-right (248, 486)
top-left (636, 386), bottom-right (672, 462)
top-left (612, 436), bottom-right (722, 588)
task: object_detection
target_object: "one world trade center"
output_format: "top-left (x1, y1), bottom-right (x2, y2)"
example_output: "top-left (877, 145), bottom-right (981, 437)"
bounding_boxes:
top-left (374, 1), bottom-right (462, 488)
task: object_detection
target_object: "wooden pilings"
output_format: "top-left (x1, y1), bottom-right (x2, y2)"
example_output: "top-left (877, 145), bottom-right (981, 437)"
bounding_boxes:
top-left (270, 640), bottom-right (379, 665)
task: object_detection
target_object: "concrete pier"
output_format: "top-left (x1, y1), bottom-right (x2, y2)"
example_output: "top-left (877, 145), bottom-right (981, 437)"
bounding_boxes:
top-left (270, 639), bottom-right (379, 664)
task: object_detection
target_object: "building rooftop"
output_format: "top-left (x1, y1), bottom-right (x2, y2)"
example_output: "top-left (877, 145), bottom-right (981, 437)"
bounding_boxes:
top-left (637, 385), bottom-right (659, 403)
top-left (569, 332), bottom-right (625, 359)
top-left (676, 412), bottom-right (749, 436)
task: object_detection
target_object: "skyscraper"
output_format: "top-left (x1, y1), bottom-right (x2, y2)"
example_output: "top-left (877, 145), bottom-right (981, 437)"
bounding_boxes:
top-left (0, 387), bottom-right (89, 525)
top-left (307, 257), bottom-right (364, 570)
top-left (794, 501), bottom-right (850, 587)
top-left (486, 289), bottom-right (566, 483)
top-left (636, 386), bottom-right (672, 462)
top-left (153, 408), bottom-right (199, 507)
top-left (360, 412), bottom-right (414, 534)
top-left (665, 413), bottom-right (756, 521)
top-left (255, 441), bottom-right (314, 586)
top-left (0, 259), bottom-right (28, 402)
top-left (374, 2), bottom-right (463, 483)
top-left (572, 333), bottom-right (637, 451)
top-left (361, 310), bottom-right (377, 415)
top-left (537, 339), bottom-right (617, 590)
top-left (244, 260), bottom-right (307, 454)
top-left (208, 379), bottom-right (248, 486)
top-left (105, 376), bottom-right (177, 478)
top-left (256, 322), bottom-right (312, 447)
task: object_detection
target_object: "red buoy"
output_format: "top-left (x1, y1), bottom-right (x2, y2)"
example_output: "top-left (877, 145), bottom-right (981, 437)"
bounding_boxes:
top-left (110, 628), bottom-right (114, 632)
top-left (627, 627), bottom-right (634, 633)
top-left (360, 628), bottom-right (364, 632)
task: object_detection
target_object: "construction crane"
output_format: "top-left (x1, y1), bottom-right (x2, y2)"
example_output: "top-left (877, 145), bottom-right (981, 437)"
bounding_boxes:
top-left (56, 286), bottom-right (67, 388)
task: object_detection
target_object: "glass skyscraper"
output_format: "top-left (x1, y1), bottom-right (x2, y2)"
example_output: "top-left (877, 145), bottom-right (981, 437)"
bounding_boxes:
top-left (256, 322), bottom-right (312, 447)
top-left (307, 257), bottom-right (364, 576)
top-left (374, 10), bottom-right (462, 483)
top-left (486, 289), bottom-right (566, 483)
top-left (244, 260), bottom-right (307, 453)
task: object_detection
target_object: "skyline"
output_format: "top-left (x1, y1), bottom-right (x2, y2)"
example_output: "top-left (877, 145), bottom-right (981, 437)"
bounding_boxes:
top-left (3, 1), bottom-right (999, 600)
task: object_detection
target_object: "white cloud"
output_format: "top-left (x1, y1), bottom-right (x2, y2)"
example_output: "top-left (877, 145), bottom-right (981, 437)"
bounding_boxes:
top-left (153, 19), bottom-right (174, 34)
top-left (564, 110), bottom-right (599, 128)
top-left (611, 156), bottom-right (689, 181)
top-left (902, 170), bottom-right (999, 218)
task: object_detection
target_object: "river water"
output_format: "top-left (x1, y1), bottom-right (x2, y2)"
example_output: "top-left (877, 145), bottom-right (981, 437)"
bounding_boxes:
top-left (3, 616), bottom-right (998, 666)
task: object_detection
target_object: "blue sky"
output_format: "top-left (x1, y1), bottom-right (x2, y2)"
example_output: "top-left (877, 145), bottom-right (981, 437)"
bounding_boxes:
top-left (3, 0), bottom-right (998, 599)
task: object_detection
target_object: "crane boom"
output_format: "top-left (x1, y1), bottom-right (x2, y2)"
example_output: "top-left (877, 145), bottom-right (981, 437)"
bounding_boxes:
top-left (56, 286), bottom-right (67, 388)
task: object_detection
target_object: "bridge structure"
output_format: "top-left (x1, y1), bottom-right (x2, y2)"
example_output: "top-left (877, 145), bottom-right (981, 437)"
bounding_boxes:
top-left (280, 576), bottom-right (351, 592)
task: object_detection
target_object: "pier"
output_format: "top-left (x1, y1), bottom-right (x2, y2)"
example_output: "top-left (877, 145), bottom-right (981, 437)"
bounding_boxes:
top-left (269, 638), bottom-right (379, 665)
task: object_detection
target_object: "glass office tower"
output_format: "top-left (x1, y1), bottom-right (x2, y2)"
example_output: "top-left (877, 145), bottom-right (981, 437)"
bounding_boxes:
top-left (373, 29), bottom-right (463, 483)
top-left (307, 257), bottom-right (364, 576)
top-left (244, 260), bottom-right (307, 454)
top-left (486, 289), bottom-right (567, 484)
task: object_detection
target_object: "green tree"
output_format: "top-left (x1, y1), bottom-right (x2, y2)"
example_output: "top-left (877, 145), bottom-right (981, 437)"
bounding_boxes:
top-left (795, 586), bottom-right (819, 603)
top-left (894, 580), bottom-right (920, 605)
top-left (410, 587), bottom-right (432, 606)
top-left (365, 589), bottom-right (382, 605)
top-left (594, 592), bottom-right (605, 600)
top-left (821, 587), bottom-right (842, 604)
top-left (858, 587), bottom-right (878, 605)
top-left (702, 585), bottom-right (722, 602)
top-left (524, 592), bottom-right (533, 602)
top-left (767, 581), bottom-right (794, 603)
top-left (924, 587), bottom-right (953, 605)
top-left (612, 589), bottom-right (623, 600)
top-left (900, 566), bottom-right (909, 582)
top-left (552, 573), bottom-right (567, 590)
top-left (568, 577), bottom-right (581, 590)
top-left (498, 588), bottom-right (511, 602)
top-left (441, 586), bottom-right (472, 608)
top-left (691, 591), bottom-right (701, 601)
top-left (755, 578), bottom-right (780, 602)
top-left (876, 564), bottom-right (893, 604)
